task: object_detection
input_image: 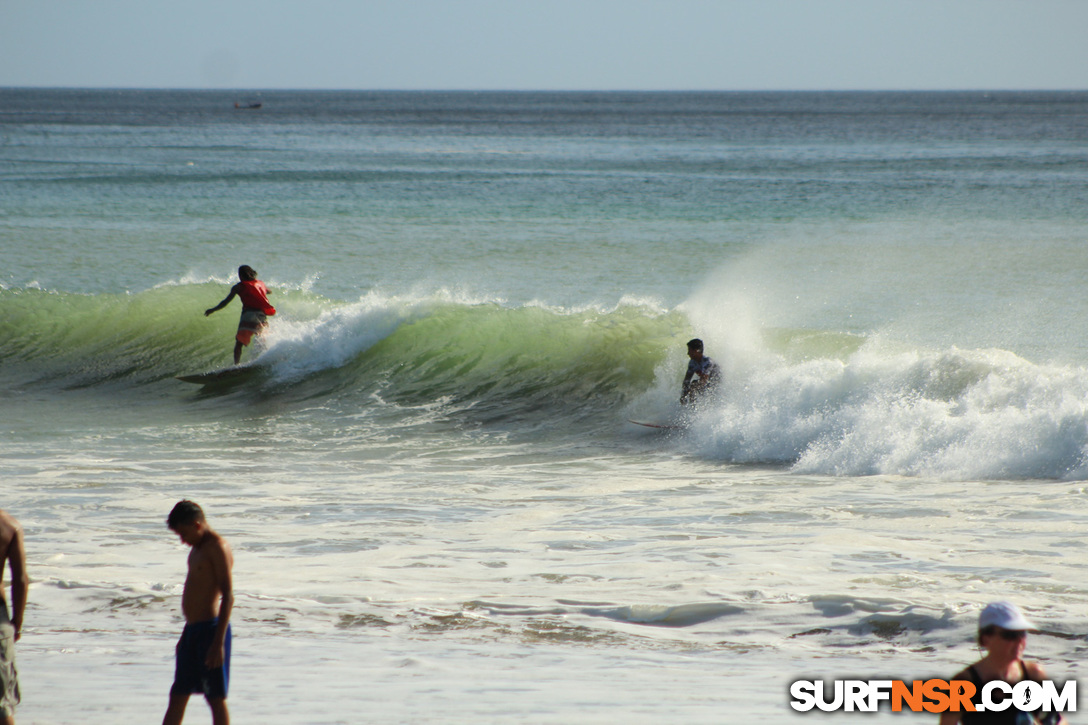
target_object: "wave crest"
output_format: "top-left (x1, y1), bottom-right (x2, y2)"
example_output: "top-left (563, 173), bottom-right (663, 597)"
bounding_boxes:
top-left (690, 344), bottom-right (1088, 480)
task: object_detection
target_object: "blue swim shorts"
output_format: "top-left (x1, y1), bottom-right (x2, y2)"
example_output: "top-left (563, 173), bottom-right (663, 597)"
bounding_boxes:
top-left (170, 619), bottom-right (231, 701)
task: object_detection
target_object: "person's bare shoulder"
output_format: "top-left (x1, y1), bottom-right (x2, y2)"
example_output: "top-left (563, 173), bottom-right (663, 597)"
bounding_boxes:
top-left (0, 509), bottom-right (21, 545)
top-left (201, 530), bottom-right (233, 567)
top-left (1024, 659), bottom-right (1047, 681)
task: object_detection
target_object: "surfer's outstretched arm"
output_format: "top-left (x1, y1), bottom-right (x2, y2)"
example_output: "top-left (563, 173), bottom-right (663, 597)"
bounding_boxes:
top-left (205, 284), bottom-right (240, 316)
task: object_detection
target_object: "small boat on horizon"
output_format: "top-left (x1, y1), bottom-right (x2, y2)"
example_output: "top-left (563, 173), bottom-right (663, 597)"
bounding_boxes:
top-left (234, 101), bottom-right (262, 110)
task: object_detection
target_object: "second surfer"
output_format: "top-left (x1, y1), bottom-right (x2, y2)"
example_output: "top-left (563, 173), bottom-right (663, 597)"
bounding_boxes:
top-left (680, 338), bottom-right (720, 406)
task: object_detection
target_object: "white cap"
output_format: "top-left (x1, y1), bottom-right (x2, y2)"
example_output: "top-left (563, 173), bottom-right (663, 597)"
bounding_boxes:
top-left (978, 601), bottom-right (1035, 631)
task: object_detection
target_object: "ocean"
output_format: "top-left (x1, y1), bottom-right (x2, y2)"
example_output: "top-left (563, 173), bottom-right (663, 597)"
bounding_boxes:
top-left (2, 88), bottom-right (1087, 723)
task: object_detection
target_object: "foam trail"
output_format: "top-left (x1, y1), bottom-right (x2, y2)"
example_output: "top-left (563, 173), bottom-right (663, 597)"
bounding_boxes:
top-left (254, 293), bottom-right (433, 383)
top-left (690, 342), bottom-right (1088, 480)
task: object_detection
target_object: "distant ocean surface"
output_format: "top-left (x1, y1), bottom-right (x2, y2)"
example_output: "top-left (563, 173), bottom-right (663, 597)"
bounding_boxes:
top-left (2, 89), bottom-right (1087, 723)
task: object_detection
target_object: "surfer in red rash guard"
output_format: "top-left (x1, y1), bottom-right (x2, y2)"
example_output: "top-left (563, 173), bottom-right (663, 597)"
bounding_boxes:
top-left (204, 265), bottom-right (276, 365)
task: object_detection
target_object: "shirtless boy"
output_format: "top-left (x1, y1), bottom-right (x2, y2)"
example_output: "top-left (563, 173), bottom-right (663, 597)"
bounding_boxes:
top-left (0, 510), bottom-right (27, 725)
top-left (163, 501), bottom-right (234, 725)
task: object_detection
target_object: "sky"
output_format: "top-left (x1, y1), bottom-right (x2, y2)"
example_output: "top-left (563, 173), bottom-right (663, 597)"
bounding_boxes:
top-left (2, 0), bottom-right (1086, 91)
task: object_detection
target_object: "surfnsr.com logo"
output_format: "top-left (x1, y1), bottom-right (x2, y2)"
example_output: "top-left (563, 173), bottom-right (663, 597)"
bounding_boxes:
top-left (789, 679), bottom-right (1077, 715)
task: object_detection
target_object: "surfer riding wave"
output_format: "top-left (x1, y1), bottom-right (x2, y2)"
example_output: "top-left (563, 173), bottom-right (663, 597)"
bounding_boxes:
top-left (204, 265), bottom-right (276, 365)
top-left (680, 338), bottom-right (720, 406)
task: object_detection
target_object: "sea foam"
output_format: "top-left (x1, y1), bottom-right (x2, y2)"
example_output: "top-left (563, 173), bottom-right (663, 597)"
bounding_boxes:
top-left (689, 342), bottom-right (1088, 480)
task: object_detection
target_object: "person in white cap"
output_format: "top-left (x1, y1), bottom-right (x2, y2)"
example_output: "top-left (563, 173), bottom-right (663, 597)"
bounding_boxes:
top-left (938, 601), bottom-right (1064, 724)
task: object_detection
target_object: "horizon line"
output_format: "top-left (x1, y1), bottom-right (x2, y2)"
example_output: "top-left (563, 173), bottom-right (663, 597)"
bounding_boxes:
top-left (3, 85), bottom-right (1087, 94)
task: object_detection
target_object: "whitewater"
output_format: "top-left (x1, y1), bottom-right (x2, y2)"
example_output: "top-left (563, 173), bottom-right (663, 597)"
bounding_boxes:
top-left (2, 89), bottom-right (1087, 723)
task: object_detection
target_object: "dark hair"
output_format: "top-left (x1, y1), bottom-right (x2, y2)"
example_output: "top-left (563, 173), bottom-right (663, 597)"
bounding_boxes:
top-left (687, 338), bottom-right (704, 352)
top-left (238, 265), bottom-right (257, 281)
top-left (167, 500), bottom-right (205, 530)
top-left (978, 625), bottom-right (997, 647)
